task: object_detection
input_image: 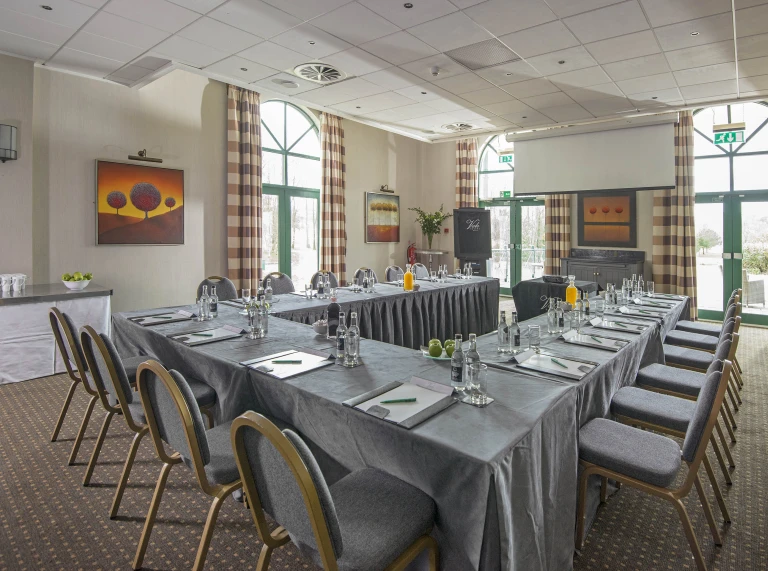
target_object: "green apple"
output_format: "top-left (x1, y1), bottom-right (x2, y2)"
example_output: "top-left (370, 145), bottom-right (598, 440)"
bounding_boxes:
top-left (84, 272), bottom-right (93, 280)
top-left (445, 345), bottom-right (455, 358)
top-left (62, 273), bottom-right (72, 281)
top-left (428, 344), bottom-right (443, 358)
top-left (444, 339), bottom-right (455, 348)
top-left (73, 271), bottom-right (84, 281)
top-left (428, 338), bottom-right (442, 348)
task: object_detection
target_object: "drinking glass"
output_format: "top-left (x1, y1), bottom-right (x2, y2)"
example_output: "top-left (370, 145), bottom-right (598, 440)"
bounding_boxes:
top-left (593, 299), bottom-right (605, 320)
top-left (329, 287), bottom-right (337, 302)
top-left (455, 265), bottom-right (461, 278)
top-left (465, 264), bottom-right (472, 278)
top-left (246, 305), bottom-right (260, 339)
top-left (528, 325), bottom-right (541, 351)
top-left (240, 288), bottom-right (251, 315)
top-left (430, 270), bottom-right (437, 282)
top-left (305, 284), bottom-right (313, 299)
top-left (468, 363), bottom-right (489, 406)
top-left (397, 271), bottom-right (404, 286)
top-left (647, 281), bottom-right (655, 297)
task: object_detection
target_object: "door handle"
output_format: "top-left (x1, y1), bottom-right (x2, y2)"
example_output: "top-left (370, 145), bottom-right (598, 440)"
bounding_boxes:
top-left (733, 253), bottom-right (743, 260)
top-left (722, 253), bottom-right (733, 259)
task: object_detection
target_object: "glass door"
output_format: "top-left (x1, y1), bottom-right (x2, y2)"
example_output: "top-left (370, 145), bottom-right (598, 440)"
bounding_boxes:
top-left (694, 196), bottom-right (727, 320)
top-left (518, 200), bottom-right (546, 281)
top-left (734, 193), bottom-right (768, 324)
top-left (487, 202), bottom-right (512, 294)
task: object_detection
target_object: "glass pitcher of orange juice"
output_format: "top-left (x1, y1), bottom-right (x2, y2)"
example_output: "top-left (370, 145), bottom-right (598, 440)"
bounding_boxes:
top-left (404, 264), bottom-right (414, 291)
top-left (565, 275), bottom-right (578, 306)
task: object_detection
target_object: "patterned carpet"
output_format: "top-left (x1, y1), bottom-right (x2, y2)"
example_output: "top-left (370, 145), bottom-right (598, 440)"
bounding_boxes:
top-left (0, 322), bottom-right (765, 570)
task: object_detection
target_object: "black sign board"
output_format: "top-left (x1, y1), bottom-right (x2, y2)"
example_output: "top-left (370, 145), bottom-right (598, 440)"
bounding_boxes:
top-left (453, 208), bottom-right (491, 259)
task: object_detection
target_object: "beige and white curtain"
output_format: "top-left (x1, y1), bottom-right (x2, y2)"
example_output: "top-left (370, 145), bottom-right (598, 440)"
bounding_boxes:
top-left (226, 85), bottom-right (262, 290)
top-left (652, 110), bottom-right (698, 319)
top-left (544, 195), bottom-right (571, 275)
top-left (320, 113), bottom-right (347, 284)
top-left (455, 138), bottom-right (479, 208)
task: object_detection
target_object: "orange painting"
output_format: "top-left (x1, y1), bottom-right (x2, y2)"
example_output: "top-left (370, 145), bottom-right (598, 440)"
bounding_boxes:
top-left (579, 192), bottom-right (637, 247)
top-left (96, 160), bottom-right (184, 245)
top-left (366, 192), bottom-right (400, 243)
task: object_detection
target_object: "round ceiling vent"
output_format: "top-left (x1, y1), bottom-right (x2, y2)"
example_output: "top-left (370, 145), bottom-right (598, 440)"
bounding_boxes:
top-left (442, 122), bottom-right (477, 133)
top-left (293, 63), bottom-right (346, 84)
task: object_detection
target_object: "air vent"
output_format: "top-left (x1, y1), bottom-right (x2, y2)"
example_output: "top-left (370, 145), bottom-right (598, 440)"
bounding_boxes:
top-left (293, 63), bottom-right (346, 84)
top-left (444, 39), bottom-right (519, 71)
top-left (442, 122), bottom-right (477, 133)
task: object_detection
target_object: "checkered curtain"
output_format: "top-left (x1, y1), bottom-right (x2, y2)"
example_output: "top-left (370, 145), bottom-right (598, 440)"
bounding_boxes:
top-left (226, 85), bottom-right (262, 290)
top-left (320, 113), bottom-right (347, 284)
top-left (652, 110), bottom-right (698, 319)
top-left (544, 195), bottom-right (571, 274)
top-left (455, 138), bottom-right (479, 208)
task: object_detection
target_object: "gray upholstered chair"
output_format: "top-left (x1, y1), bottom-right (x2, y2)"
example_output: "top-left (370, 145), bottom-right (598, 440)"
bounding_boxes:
top-left (79, 327), bottom-right (216, 516)
top-left (352, 267), bottom-right (379, 286)
top-left (311, 270), bottom-right (339, 289)
top-left (576, 360), bottom-right (733, 571)
top-left (411, 263), bottom-right (429, 279)
top-left (675, 290), bottom-right (739, 337)
top-left (133, 361), bottom-right (240, 571)
top-left (666, 301), bottom-right (741, 352)
top-left (263, 271), bottom-right (295, 294)
top-left (385, 265), bottom-right (403, 282)
top-left (197, 276), bottom-right (238, 301)
top-left (231, 412), bottom-right (439, 571)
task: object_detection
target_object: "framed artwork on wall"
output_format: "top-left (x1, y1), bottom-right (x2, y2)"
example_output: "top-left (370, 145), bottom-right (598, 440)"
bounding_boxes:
top-left (96, 160), bottom-right (184, 245)
top-left (578, 191), bottom-right (637, 248)
top-left (365, 191), bottom-right (400, 243)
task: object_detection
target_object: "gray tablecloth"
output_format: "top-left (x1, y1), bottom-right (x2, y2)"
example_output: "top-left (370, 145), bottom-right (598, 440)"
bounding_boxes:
top-left (112, 295), bottom-right (689, 571)
top-left (271, 276), bottom-right (500, 350)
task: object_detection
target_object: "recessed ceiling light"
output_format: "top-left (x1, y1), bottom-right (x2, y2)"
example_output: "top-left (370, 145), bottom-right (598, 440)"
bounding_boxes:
top-left (240, 67), bottom-right (248, 71)
top-left (356, 106), bottom-right (361, 109)
top-left (421, 91), bottom-right (427, 94)
top-left (505, 72), bottom-right (513, 76)
top-left (652, 96), bottom-right (658, 99)
top-left (690, 31), bottom-right (699, 36)
top-left (308, 40), bottom-right (316, 45)
top-left (41, 4), bottom-right (52, 9)
top-left (558, 60), bottom-right (565, 64)
top-left (522, 116), bottom-right (527, 119)
top-left (404, 2), bottom-right (413, 7)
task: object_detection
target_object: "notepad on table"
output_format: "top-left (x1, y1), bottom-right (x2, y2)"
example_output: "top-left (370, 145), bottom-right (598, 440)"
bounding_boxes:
top-left (129, 310), bottom-right (195, 326)
top-left (170, 324), bottom-right (244, 346)
top-left (241, 349), bottom-right (334, 379)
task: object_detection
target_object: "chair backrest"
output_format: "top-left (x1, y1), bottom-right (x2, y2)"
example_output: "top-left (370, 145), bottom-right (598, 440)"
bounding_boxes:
top-left (681, 359), bottom-right (731, 464)
top-left (311, 271), bottom-right (339, 289)
top-left (48, 308), bottom-right (96, 392)
top-left (352, 267), bottom-right (378, 286)
top-left (197, 276), bottom-right (238, 301)
top-left (137, 361), bottom-right (212, 487)
top-left (385, 265), bottom-right (403, 282)
top-left (232, 412), bottom-right (343, 568)
top-left (263, 272), bottom-right (295, 295)
top-left (411, 263), bottom-right (429, 279)
top-left (710, 335), bottom-right (732, 371)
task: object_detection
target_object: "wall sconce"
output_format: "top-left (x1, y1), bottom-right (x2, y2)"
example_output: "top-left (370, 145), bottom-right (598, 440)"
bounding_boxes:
top-left (0, 124), bottom-right (17, 163)
top-left (128, 149), bottom-right (163, 163)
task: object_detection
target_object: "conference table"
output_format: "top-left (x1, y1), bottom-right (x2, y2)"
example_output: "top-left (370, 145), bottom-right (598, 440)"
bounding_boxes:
top-left (511, 278), bottom-right (600, 322)
top-left (112, 288), bottom-right (689, 571)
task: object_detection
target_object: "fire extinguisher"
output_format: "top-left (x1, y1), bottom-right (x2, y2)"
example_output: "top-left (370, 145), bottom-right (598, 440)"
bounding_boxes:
top-left (406, 242), bottom-right (417, 265)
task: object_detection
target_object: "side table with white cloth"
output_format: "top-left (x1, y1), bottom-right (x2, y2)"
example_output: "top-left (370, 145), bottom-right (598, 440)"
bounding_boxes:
top-left (0, 283), bottom-right (112, 384)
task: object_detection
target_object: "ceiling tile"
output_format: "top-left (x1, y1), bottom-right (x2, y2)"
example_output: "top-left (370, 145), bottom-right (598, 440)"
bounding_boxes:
top-left (270, 24), bottom-right (352, 59)
top-left (501, 109), bottom-right (550, 126)
top-left (653, 12), bottom-right (733, 52)
top-left (395, 83), bottom-right (451, 102)
top-left (738, 33), bottom-right (768, 60)
top-left (359, 31), bottom-right (438, 65)
top-left (585, 29), bottom-right (660, 64)
top-left (105, 0), bottom-right (200, 33)
top-left (740, 56), bottom-right (768, 78)
top-left (333, 91), bottom-right (414, 114)
top-left (66, 32), bottom-right (145, 62)
top-left (261, 0), bottom-right (351, 19)
top-left (250, 73), bottom-right (321, 95)
top-left (665, 40), bottom-right (734, 71)
top-left (474, 60), bottom-right (542, 86)
top-left (616, 71), bottom-right (677, 94)
top-left (0, 30), bottom-right (58, 60)
top-left (0, 0), bottom-right (96, 28)
top-left (366, 102), bottom-right (443, 122)
top-left (522, 91), bottom-right (575, 109)
top-left (399, 53), bottom-right (468, 81)
top-left (581, 96), bottom-right (636, 114)
top-left (84, 12), bottom-right (171, 50)
top-left (526, 46), bottom-right (598, 75)
top-left (154, 35), bottom-right (229, 67)
top-left (544, 0), bottom-right (625, 18)
top-left (166, 0), bottom-right (228, 13)
top-left (407, 11), bottom-right (492, 52)
top-left (497, 21), bottom-right (579, 59)
top-left (542, 103), bottom-right (594, 121)
top-left (75, 0), bottom-right (109, 6)
top-left (463, 0), bottom-right (556, 37)
top-left (134, 55), bottom-right (171, 70)
top-left (312, 3), bottom-right (399, 46)
top-left (740, 74), bottom-right (768, 91)
top-left (603, 53), bottom-right (670, 81)
top-left (679, 79), bottom-right (737, 99)
top-left (362, 67), bottom-right (424, 90)
top-left (628, 86), bottom-right (683, 103)
top-left (564, 1), bottom-right (649, 44)
top-left (205, 55), bottom-right (276, 81)
top-left (460, 86), bottom-right (516, 105)
top-left (239, 42), bottom-right (308, 71)
top-left (110, 62), bottom-right (158, 81)
top-left (430, 71), bottom-right (490, 94)
top-left (565, 82), bottom-right (625, 102)
top-left (735, 4), bottom-right (768, 38)
top-left (359, 0), bottom-right (457, 28)
top-left (483, 99), bottom-right (534, 115)
top-left (425, 95), bottom-right (472, 112)
top-left (322, 47), bottom-right (390, 77)
top-left (502, 77), bottom-right (561, 98)
top-left (673, 62), bottom-right (736, 86)
top-left (549, 66), bottom-right (612, 89)
top-left (48, 47), bottom-right (123, 76)
top-left (299, 77), bottom-right (386, 106)
top-left (209, 0), bottom-right (301, 38)
top-left (639, 0), bottom-right (731, 27)
top-left (177, 17), bottom-right (262, 53)
top-left (0, 7), bottom-right (74, 45)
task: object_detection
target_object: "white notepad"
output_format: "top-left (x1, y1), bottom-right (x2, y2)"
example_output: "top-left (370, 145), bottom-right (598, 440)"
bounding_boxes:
top-left (171, 324), bottom-right (243, 346)
top-left (244, 350), bottom-right (334, 379)
top-left (515, 351), bottom-right (596, 380)
top-left (130, 310), bottom-right (194, 326)
top-left (355, 377), bottom-right (453, 424)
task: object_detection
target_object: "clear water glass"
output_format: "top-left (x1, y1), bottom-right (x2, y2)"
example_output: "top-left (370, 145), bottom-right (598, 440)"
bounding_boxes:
top-left (397, 271), bottom-right (404, 286)
top-left (528, 325), bottom-right (541, 350)
top-left (593, 299), bottom-right (605, 320)
top-left (246, 305), bottom-right (260, 339)
top-left (468, 363), bottom-right (488, 405)
top-left (455, 265), bottom-right (461, 277)
top-left (647, 281), bottom-right (655, 296)
top-left (329, 287), bottom-right (337, 302)
top-left (430, 270), bottom-right (437, 282)
top-left (240, 288), bottom-right (251, 315)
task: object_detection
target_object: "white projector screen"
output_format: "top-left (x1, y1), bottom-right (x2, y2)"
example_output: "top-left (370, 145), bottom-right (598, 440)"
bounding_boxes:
top-left (513, 123), bottom-right (675, 195)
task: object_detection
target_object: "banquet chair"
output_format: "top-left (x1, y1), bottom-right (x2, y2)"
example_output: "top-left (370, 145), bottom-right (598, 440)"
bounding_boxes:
top-left (576, 361), bottom-right (733, 571)
top-left (48, 308), bottom-right (146, 465)
top-left (197, 276), bottom-right (238, 301)
top-left (412, 263), bottom-right (429, 279)
top-left (311, 270), bottom-right (339, 289)
top-left (675, 290), bottom-right (739, 337)
top-left (231, 411), bottom-right (439, 571)
top-left (385, 265), bottom-right (403, 282)
top-left (352, 267), bottom-right (379, 286)
top-left (262, 272), bottom-right (295, 294)
top-left (133, 361), bottom-right (240, 571)
top-left (79, 327), bottom-right (217, 515)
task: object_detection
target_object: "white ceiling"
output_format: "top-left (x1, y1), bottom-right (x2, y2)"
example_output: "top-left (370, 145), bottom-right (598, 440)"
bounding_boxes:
top-left (1, 0), bottom-right (768, 141)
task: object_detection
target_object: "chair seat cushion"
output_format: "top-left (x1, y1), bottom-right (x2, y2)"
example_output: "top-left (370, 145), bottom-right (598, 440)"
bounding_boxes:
top-left (122, 355), bottom-right (149, 385)
top-left (611, 387), bottom-right (696, 434)
top-left (203, 420), bottom-right (238, 486)
top-left (580, 418), bottom-right (682, 488)
top-left (310, 467), bottom-right (435, 571)
top-left (663, 344), bottom-right (715, 370)
top-left (675, 320), bottom-right (721, 337)
top-left (635, 363), bottom-right (705, 397)
top-left (125, 401), bottom-right (146, 425)
top-left (186, 377), bottom-right (217, 409)
top-left (664, 330), bottom-right (718, 351)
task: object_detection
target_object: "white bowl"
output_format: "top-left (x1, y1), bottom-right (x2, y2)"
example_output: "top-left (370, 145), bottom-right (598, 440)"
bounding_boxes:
top-left (62, 279), bottom-right (91, 290)
top-left (312, 320), bottom-right (328, 335)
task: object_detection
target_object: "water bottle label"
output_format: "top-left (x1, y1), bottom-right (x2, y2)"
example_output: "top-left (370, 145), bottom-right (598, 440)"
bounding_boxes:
top-left (210, 301), bottom-right (217, 313)
top-left (514, 332), bottom-right (520, 347)
top-left (337, 338), bottom-right (345, 352)
top-left (558, 316), bottom-right (564, 327)
top-left (451, 365), bottom-right (462, 383)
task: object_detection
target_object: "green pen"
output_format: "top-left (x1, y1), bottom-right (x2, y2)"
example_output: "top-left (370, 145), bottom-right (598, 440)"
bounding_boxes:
top-left (589, 335), bottom-right (603, 344)
top-left (380, 398), bottom-right (417, 404)
top-left (613, 322), bottom-right (628, 328)
top-left (152, 315), bottom-right (174, 319)
top-left (550, 357), bottom-right (568, 368)
top-left (638, 310), bottom-right (653, 314)
top-left (192, 332), bottom-right (214, 337)
top-left (272, 359), bottom-right (302, 364)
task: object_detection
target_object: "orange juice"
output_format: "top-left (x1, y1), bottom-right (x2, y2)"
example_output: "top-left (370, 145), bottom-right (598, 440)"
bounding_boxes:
top-left (565, 278), bottom-right (578, 305)
top-left (404, 265), bottom-right (414, 291)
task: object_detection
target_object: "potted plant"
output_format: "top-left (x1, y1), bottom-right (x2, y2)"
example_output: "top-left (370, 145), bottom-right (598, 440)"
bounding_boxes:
top-left (408, 205), bottom-right (452, 250)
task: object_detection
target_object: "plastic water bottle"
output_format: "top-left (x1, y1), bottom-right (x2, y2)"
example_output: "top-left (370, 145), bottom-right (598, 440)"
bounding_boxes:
top-left (209, 285), bottom-right (218, 318)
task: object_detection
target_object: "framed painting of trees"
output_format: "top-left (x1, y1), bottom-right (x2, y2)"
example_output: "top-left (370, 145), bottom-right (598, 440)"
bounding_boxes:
top-left (96, 160), bottom-right (184, 245)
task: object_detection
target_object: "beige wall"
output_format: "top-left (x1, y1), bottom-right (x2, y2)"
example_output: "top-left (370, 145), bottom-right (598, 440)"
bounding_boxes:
top-left (422, 140), bottom-right (457, 262)
top-left (0, 54), bottom-right (34, 278)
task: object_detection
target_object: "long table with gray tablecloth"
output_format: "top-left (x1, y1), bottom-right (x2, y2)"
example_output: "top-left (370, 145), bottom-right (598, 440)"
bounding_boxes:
top-left (270, 276), bottom-right (499, 350)
top-left (112, 295), bottom-right (688, 571)
top-left (511, 278), bottom-right (600, 322)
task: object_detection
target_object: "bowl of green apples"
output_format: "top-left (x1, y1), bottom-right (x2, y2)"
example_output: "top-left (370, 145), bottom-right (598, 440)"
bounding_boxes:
top-left (62, 271), bottom-right (93, 290)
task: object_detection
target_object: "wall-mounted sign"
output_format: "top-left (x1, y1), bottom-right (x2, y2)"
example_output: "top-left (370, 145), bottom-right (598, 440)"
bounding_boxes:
top-left (500, 190), bottom-right (512, 198)
top-left (714, 131), bottom-right (744, 144)
top-left (498, 154), bottom-right (513, 163)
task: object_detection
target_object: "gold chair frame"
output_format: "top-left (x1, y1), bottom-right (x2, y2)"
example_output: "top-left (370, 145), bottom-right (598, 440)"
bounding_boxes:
top-left (133, 360), bottom-right (241, 571)
top-left (231, 412), bottom-right (439, 571)
top-left (577, 360), bottom-right (733, 571)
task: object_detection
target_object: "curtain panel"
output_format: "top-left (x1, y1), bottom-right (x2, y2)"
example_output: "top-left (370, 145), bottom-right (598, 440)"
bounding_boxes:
top-left (226, 85), bottom-right (262, 290)
top-left (652, 110), bottom-right (698, 319)
top-left (455, 137), bottom-right (479, 208)
top-left (544, 194), bottom-right (571, 274)
top-left (320, 113), bottom-right (347, 284)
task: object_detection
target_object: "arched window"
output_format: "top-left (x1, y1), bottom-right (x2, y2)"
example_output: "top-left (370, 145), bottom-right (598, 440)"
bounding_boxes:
top-left (478, 134), bottom-right (514, 200)
top-left (260, 101), bottom-right (321, 288)
top-left (692, 101), bottom-right (768, 324)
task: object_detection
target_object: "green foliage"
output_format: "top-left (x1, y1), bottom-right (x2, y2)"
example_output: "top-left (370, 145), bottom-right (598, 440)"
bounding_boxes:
top-left (743, 246), bottom-right (768, 274)
top-left (696, 227), bottom-right (722, 254)
top-left (408, 205), bottom-right (453, 238)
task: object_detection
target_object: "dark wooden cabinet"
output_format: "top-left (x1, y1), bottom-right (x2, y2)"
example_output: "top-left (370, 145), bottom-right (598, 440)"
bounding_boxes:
top-left (561, 249), bottom-right (645, 290)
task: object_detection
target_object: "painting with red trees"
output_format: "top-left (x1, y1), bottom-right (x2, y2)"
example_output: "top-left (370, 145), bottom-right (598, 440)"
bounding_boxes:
top-left (578, 191), bottom-right (637, 248)
top-left (96, 160), bottom-right (184, 245)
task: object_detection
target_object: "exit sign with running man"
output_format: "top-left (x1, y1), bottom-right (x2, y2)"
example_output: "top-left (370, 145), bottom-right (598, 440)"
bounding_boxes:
top-left (714, 131), bottom-right (744, 144)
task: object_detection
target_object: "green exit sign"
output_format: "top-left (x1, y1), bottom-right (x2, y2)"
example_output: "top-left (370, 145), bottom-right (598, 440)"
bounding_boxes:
top-left (498, 154), bottom-right (513, 163)
top-left (714, 131), bottom-right (744, 144)
top-left (500, 190), bottom-right (512, 198)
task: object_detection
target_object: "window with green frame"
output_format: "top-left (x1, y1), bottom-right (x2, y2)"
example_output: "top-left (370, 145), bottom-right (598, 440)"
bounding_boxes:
top-left (479, 134), bottom-right (514, 200)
